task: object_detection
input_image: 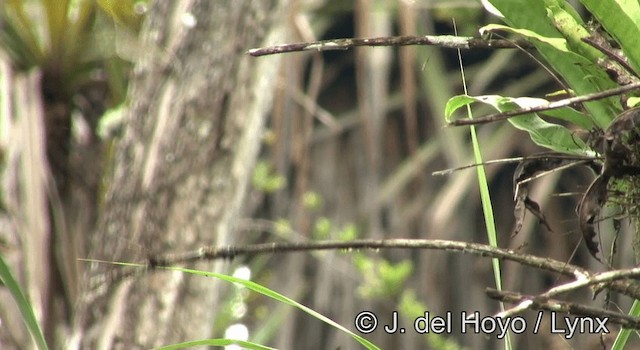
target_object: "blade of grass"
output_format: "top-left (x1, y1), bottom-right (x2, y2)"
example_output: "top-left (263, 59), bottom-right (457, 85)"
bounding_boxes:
top-left (109, 261), bottom-right (380, 350)
top-left (155, 338), bottom-right (277, 350)
top-left (165, 265), bottom-right (380, 350)
top-left (611, 297), bottom-right (640, 349)
top-left (455, 25), bottom-right (513, 349)
top-left (0, 254), bottom-right (49, 350)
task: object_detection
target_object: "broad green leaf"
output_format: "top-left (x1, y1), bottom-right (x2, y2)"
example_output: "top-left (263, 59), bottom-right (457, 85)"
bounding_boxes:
top-left (486, 0), bottom-right (621, 128)
top-left (497, 97), bottom-right (591, 155)
top-left (445, 95), bottom-right (592, 155)
top-left (480, 24), bottom-right (567, 51)
top-left (507, 114), bottom-right (589, 155)
top-left (537, 107), bottom-right (595, 130)
top-left (495, 96), bottom-right (595, 129)
top-left (447, 94), bottom-right (594, 130)
top-left (581, 0), bottom-right (640, 75)
top-left (444, 95), bottom-right (477, 121)
top-left (0, 255), bottom-right (49, 350)
top-left (627, 97), bottom-right (640, 108)
top-left (545, 3), bottom-right (603, 62)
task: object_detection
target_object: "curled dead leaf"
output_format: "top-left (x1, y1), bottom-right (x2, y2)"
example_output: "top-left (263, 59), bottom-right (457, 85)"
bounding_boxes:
top-left (511, 152), bottom-right (591, 236)
top-left (577, 175), bottom-right (609, 262)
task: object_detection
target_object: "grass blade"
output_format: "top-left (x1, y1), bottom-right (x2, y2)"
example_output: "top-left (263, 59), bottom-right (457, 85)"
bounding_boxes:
top-left (155, 264), bottom-right (380, 350)
top-left (156, 338), bottom-right (276, 350)
top-left (0, 254), bottom-right (49, 350)
top-left (455, 31), bottom-right (512, 349)
top-left (611, 300), bottom-right (640, 350)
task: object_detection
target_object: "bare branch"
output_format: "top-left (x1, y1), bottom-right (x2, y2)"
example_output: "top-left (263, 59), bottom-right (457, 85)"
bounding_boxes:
top-left (448, 81), bottom-right (640, 126)
top-left (432, 154), bottom-right (600, 176)
top-left (85, 238), bottom-right (640, 299)
top-left (488, 289), bottom-right (640, 330)
top-left (495, 266), bottom-right (640, 319)
top-left (248, 35), bottom-right (533, 57)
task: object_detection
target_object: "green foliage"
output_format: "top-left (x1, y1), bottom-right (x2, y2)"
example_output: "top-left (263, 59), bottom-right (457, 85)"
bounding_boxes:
top-left (353, 254), bottom-right (413, 298)
top-left (446, 95), bottom-right (593, 155)
top-left (0, 2), bottom-right (147, 349)
top-left (580, 0), bottom-right (640, 74)
top-left (483, 0), bottom-right (621, 128)
top-left (97, 102), bottom-right (126, 139)
top-left (252, 161), bottom-right (286, 193)
top-left (455, 60), bottom-right (511, 348)
top-left (302, 191), bottom-right (323, 210)
top-left (274, 218), bottom-right (292, 238)
top-left (0, 255), bottom-right (48, 350)
top-left (1, 0), bottom-right (143, 91)
top-left (613, 300), bottom-right (640, 349)
top-left (452, 1), bottom-right (640, 348)
top-left (156, 264), bottom-right (381, 350)
top-left (338, 223), bottom-right (359, 241)
top-left (96, 0), bottom-right (144, 32)
top-left (313, 217), bottom-right (332, 239)
top-left (628, 97), bottom-right (640, 108)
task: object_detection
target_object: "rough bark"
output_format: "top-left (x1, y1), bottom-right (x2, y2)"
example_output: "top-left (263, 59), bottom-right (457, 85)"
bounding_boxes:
top-left (72, 1), bottom-right (285, 349)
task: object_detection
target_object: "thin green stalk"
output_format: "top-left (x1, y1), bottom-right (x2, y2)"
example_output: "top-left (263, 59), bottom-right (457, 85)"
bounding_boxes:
top-left (456, 39), bottom-right (513, 349)
top-left (611, 300), bottom-right (640, 350)
top-left (0, 254), bottom-right (48, 350)
top-left (612, 220), bottom-right (640, 349)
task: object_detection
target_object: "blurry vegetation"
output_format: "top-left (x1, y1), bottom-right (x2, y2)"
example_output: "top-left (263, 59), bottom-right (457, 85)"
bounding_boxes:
top-left (1, 0), bottom-right (143, 102)
top-left (0, 1), bottom-right (144, 349)
top-left (253, 161), bottom-right (287, 193)
top-left (3, 0), bottom-right (640, 349)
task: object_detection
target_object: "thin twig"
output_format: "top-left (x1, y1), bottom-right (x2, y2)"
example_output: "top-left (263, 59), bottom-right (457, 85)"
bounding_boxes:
top-left (247, 35), bottom-right (533, 57)
top-left (82, 238), bottom-right (640, 299)
top-left (488, 289), bottom-right (640, 330)
top-left (582, 35), bottom-right (637, 83)
top-left (432, 154), bottom-right (601, 176)
top-left (496, 266), bottom-right (640, 318)
top-left (448, 81), bottom-right (640, 126)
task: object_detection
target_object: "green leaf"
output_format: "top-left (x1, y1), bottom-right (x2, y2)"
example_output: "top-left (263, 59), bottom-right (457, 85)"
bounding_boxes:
top-left (537, 105), bottom-right (594, 130)
top-left (545, 3), bottom-right (603, 62)
top-left (580, 0), bottom-right (640, 75)
top-left (449, 93), bottom-right (594, 129)
top-left (485, 0), bottom-right (621, 128)
top-left (480, 24), bottom-right (567, 50)
top-left (0, 254), bottom-right (49, 350)
top-left (508, 114), bottom-right (589, 155)
top-left (444, 95), bottom-right (477, 121)
top-left (313, 217), bottom-right (332, 239)
top-left (445, 95), bottom-right (592, 155)
top-left (627, 97), bottom-right (640, 108)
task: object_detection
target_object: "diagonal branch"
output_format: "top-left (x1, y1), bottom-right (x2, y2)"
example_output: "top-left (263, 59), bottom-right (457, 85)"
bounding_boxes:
top-left (487, 289), bottom-right (640, 330)
top-left (247, 35), bottom-right (533, 57)
top-left (495, 266), bottom-right (640, 319)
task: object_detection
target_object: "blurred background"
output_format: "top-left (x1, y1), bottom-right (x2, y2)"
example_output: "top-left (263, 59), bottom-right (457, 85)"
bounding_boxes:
top-left (1, 0), bottom-right (636, 349)
top-left (243, 1), bottom-right (631, 348)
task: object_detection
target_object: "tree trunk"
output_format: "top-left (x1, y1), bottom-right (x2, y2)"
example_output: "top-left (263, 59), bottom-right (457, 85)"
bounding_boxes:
top-left (71, 1), bottom-right (285, 348)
